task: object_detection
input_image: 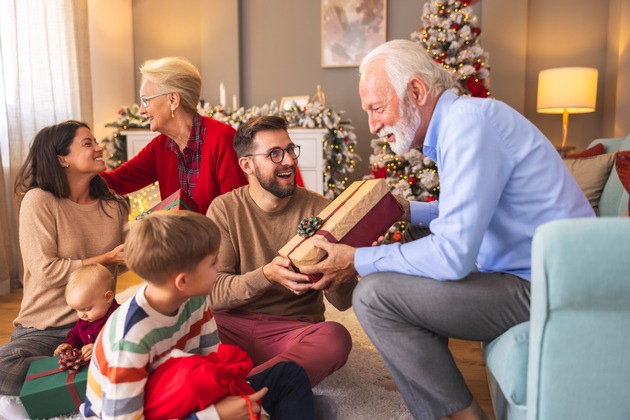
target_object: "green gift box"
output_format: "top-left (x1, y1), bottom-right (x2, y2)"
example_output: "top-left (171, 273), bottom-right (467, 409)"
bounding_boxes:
top-left (19, 356), bottom-right (87, 419)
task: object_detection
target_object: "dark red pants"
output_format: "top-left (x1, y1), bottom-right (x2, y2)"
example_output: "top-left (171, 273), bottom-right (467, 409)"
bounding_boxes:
top-left (213, 310), bottom-right (352, 386)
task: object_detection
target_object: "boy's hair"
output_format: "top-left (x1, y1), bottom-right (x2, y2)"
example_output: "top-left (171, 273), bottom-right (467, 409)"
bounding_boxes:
top-left (126, 210), bottom-right (221, 284)
top-left (65, 264), bottom-right (115, 299)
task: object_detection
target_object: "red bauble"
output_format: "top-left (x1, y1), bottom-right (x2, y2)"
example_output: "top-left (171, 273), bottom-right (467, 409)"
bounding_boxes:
top-left (466, 77), bottom-right (490, 98)
top-left (408, 176), bottom-right (418, 185)
top-left (371, 166), bottom-right (387, 179)
top-left (426, 196), bottom-right (436, 202)
top-left (392, 231), bottom-right (403, 242)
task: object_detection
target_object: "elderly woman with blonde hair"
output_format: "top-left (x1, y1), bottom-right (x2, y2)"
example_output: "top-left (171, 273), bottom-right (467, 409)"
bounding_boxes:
top-left (101, 57), bottom-right (247, 214)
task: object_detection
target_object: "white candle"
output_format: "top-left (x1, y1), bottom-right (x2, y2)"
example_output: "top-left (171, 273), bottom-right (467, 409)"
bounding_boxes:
top-left (219, 82), bottom-right (226, 107)
top-left (232, 94), bottom-right (238, 110)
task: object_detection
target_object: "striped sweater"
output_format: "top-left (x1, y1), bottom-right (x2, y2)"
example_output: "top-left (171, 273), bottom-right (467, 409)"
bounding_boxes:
top-left (83, 284), bottom-right (220, 419)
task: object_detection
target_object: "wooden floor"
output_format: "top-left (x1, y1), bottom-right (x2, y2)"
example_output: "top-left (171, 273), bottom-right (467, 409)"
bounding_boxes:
top-left (0, 271), bottom-right (495, 419)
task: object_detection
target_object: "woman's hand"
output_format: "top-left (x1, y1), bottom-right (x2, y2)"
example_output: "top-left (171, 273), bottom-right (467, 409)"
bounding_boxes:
top-left (82, 243), bottom-right (125, 267)
top-left (105, 244), bottom-right (125, 265)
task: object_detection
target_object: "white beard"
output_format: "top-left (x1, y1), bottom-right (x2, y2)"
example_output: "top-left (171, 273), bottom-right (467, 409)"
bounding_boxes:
top-left (378, 96), bottom-right (422, 155)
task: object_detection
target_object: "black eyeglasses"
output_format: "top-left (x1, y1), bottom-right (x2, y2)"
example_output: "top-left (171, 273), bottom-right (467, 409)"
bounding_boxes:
top-left (245, 145), bottom-right (301, 163)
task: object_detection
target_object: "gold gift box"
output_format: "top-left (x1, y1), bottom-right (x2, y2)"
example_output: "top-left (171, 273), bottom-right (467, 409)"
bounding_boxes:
top-left (279, 179), bottom-right (404, 279)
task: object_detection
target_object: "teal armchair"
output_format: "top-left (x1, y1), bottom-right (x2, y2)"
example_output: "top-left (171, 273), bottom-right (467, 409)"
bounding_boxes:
top-left (483, 135), bottom-right (630, 420)
top-left (485, 218), bottom-right (630, 420)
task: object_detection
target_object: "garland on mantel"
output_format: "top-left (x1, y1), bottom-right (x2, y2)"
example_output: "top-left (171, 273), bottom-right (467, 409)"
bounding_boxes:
top-left (101, 100), bottom-right (360, 199)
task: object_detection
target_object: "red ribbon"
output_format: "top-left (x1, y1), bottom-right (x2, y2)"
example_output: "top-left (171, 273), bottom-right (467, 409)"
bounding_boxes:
top-left (25, 362), bottom-right (86, 410)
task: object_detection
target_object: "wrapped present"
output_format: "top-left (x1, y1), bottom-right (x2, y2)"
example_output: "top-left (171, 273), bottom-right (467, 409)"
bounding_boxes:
top-left (19, 352), bottom-right (88, 419)
top-left (136, 188), bottom-right (198, 219)
top-left (279, 179), bottom-right (404, 281)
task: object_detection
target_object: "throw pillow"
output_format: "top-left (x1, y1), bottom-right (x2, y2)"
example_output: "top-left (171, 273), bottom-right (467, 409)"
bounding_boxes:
top-left (563, 153), bottom-right (615, 211)
top-left (565, 143), bottom-right (605, 159)
top-left (615, 150), bottom-right (630, 216)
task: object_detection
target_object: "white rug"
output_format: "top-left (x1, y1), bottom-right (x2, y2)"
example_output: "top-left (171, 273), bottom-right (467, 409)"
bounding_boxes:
top-left (313, 303), bottom-right (412, 420)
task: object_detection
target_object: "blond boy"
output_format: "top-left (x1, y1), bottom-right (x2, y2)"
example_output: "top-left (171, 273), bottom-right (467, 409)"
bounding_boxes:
top-left (54, 264), bottom-right (120, 362)
top-left (83, 211), bottom-right (313, 420)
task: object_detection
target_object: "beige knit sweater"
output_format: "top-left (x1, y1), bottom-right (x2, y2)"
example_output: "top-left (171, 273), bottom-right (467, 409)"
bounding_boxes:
top-left (207, 186), bottom-right (356, 319)
top-left (15, 188), bottom-right (128, 330)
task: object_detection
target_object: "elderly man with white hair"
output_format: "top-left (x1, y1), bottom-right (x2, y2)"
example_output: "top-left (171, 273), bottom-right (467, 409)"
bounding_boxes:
top-left (300, 39), bottom-right (593, 420)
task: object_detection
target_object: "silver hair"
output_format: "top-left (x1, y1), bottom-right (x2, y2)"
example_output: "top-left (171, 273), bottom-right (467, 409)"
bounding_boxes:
top-left (359, 40), bottom-right (454, 101)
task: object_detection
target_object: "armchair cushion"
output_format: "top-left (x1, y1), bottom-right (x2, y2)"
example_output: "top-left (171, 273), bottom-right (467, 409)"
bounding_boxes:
top-left (483, 321), bottom-right (529, 407)
top-left (615, 151), bottom-right (630, 215)
top-left (563, 153), bottom-right (614, 210)
top-left (592, 134), bottom-right (630, 216)
top-left (565, 143), bottom-right (605, 158)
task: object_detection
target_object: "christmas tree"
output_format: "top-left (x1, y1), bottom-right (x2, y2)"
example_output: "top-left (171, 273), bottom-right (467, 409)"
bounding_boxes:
top-left (410, 0), bottom-right (490, 98)
top-left (366, 1), bottom-right (491, 241)
top-left (364, 138), bottom-right (439, 242)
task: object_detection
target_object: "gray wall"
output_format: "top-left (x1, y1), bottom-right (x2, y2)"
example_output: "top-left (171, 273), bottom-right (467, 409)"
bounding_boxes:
top-left (128, 0), bottom-right (630, 181)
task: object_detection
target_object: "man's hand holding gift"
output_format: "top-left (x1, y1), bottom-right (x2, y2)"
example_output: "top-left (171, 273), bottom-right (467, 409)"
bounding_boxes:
top-left (262, 256), bottom-right (314, 296)
top-left (299, 239), bottom-right (358, 292)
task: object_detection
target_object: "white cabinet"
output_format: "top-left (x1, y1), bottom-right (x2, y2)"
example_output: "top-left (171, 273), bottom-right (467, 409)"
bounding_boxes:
top-left (287, 128), bottom-right (327, 194)
top-left (123, 127), bottom-right (327, 194)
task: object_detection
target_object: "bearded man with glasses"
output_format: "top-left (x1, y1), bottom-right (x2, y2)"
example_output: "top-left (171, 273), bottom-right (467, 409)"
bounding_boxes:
top-left (206, 116), bottom-right (357, 395)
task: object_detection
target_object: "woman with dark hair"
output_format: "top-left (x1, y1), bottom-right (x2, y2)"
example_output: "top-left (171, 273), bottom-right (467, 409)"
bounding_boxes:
top-left (101, 57), bottom-right (248, 214)
top-left (0, 121), bottom-right (129, 408)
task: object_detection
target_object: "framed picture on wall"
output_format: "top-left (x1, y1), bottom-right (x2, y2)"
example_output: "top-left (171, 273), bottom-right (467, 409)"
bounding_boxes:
top-left (321, 0), bottom-right (387, 68)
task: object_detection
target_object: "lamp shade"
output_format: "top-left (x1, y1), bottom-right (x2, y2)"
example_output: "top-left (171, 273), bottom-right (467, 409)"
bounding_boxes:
top-left (537, 67), bottom-right (598, 114)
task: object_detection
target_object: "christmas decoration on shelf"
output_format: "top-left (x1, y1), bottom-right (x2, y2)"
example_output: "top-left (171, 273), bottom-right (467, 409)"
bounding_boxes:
top-left (100, 104), bottom-right (148, 168)
top-left (410, 0), bottom-right (490, 98)
top-left (100, 96), bottom-right (358, 200)
top-left (364, 138), bottom-right (440, 242)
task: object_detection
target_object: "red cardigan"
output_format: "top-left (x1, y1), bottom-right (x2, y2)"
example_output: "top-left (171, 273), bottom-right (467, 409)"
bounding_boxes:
top-left (101, 117), bottom-right (248, 215)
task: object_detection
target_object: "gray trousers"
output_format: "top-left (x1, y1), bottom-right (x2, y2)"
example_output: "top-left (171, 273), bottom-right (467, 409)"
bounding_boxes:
top-left (353, 227), bottom-right (530, 419)
top-left (0, 324), bottom-right (72, 395)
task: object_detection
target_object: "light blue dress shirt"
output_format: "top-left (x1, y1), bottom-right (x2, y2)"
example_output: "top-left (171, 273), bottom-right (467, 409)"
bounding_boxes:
top-left (354, 90), bottom-right (594, 281)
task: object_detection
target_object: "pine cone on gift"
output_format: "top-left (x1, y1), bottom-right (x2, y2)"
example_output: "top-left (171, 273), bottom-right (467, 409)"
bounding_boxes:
top-left (58, 348), bottom-right (83, 371)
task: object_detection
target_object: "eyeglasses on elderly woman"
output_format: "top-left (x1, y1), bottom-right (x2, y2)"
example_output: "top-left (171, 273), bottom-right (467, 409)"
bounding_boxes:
top-left (140, 92), bottom-right (170, 108)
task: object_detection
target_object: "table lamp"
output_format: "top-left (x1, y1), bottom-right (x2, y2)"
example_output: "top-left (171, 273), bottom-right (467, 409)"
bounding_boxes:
top-left (537, 67), bottom-right (598, 149)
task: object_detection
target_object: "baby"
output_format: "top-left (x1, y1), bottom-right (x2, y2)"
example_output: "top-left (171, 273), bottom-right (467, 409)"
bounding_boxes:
top-left (53, 264), bottom-right (120, 362)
